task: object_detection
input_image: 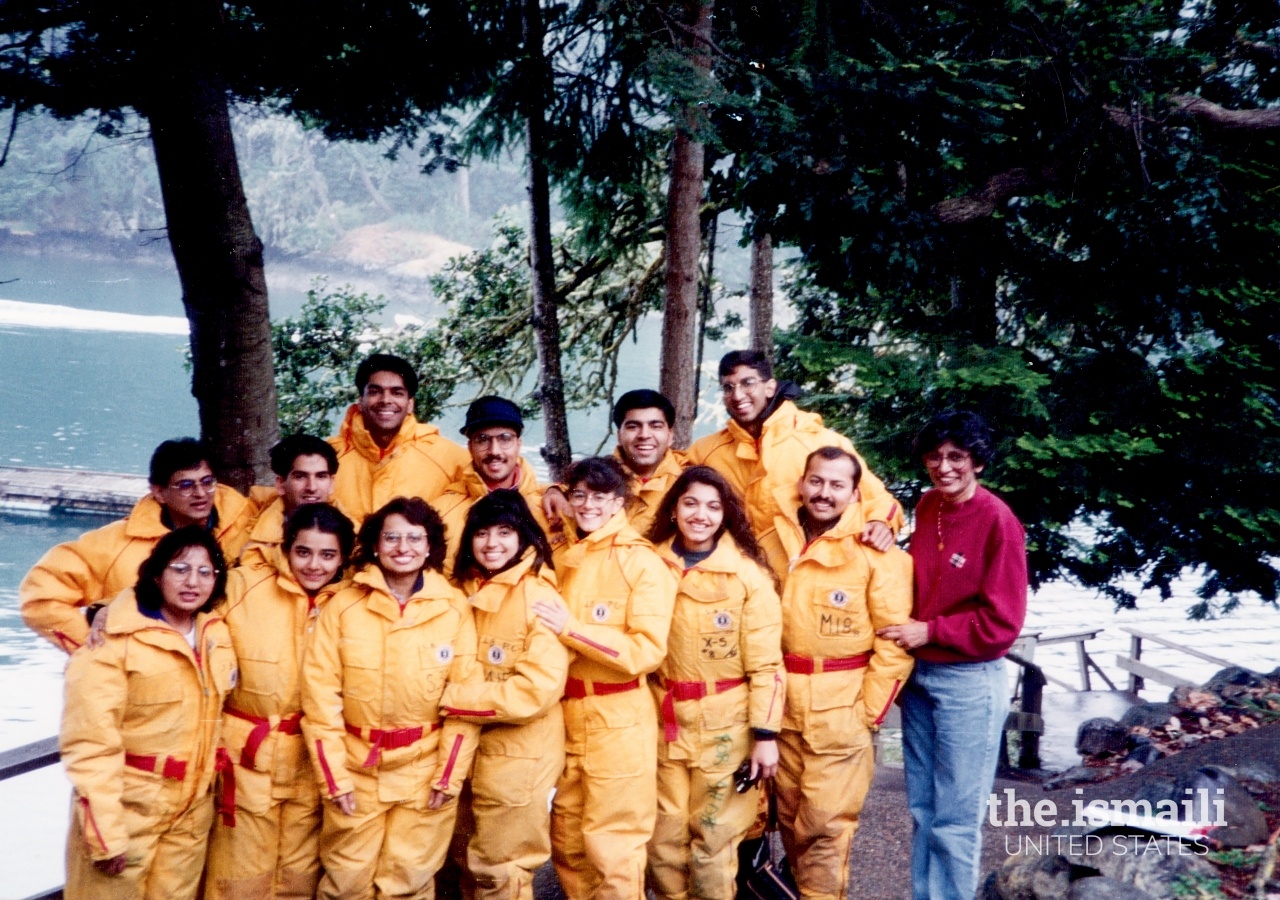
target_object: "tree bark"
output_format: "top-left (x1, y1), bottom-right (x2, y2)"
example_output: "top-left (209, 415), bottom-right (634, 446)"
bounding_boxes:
top-left (661, 0), bottom-right (714, 448)
top-left (523, 0), bottom-right (572, 480)
top-left (139, 1), bottom-right (277, 491)
top-left (749, 231), bottom-right (773, 359)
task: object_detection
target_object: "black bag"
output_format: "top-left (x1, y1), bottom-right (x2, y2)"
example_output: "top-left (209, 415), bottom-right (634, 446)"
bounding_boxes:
top-left (736, 788), bottom-right (798, 900)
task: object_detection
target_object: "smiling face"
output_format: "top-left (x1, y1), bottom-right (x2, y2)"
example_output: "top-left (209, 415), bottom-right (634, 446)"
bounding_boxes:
top-left (287, 527), bottom-right (345, 594)
top-left (567, 483), bottom-right (626, 534)
top-left (472, 524), bottom-right (522, 573)
top-left (358, 370), bottom-right (414, 439)
top-left (674, 481), bottom-right (725, 553)
top-left (156, 545), bottom-right (217, 619)
top-left (151, 461), bottom-right (217, 528)
top-left (720, 365), bottom-right (778, 427)
top-left (277, 454), bottom-right (335, 512)
top-left (922, 440), bottom-right (984, 504)
top-left (377, 513), bottom-right (429, 577)
top-left (617, 407), bottom-right (673, 475)
top-left (798, 455), bottom-right (859, 526)
top-left (468, 426), bottom-right (522, 487)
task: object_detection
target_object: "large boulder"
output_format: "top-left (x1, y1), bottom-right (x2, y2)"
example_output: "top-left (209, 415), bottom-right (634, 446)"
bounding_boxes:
top-left (1068, 876), bottom-right (1155, 900)
top-left (1177, 767), bottom-right (1269, 847)
top-left (1117, 703), bottom-right (1177, 731)
top-left (995, 853), bottom-right (1071, 900)
top-left (1202, 666), bottom-right (1265, 696)
top-left (1124, 735), bottom-right (1163, 767)
top-left (1088, 836), bottom-right (1218, 897)
top-left (1044, 766), bottom-right (1116, 791)
top-left (1077, 718), bottom-right (1128, 757)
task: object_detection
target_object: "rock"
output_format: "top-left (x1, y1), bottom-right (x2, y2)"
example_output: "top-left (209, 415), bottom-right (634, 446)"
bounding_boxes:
top-left (980, 871), bottom-right (1001, 900)
top-left (1125, 735), bottom-right (1163, 767)
top-left (1068, 876), bottom-right (1156, 900)
top-left (1089, 834), bottom-right (1218, 896)
top-left (1044, 766), bottom-right (1116, 791)
top-left (995, 853), bottom-right (1070, 900)
top-left (1211, 761), bottom-right (1280, 785)
top-left (1203, 666), bottom-right (1265, 695)
top-left (1077, 718), bottom-right (1128, 757)
top-left (1118, 703), bottom-right (1177, 731)
top-left (1176, 767), bottom-right (1269, 847)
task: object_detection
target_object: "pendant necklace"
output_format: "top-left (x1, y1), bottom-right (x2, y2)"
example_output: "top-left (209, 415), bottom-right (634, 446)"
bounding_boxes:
top-left (936, 507), bottom-right (945, 551)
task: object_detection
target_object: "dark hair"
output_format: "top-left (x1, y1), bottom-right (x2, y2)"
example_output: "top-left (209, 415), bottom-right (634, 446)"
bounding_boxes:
top-left (135, 526), bottom-right (227, 615)
top-left (563, 456), bottom-right (631, 502)
top-left (149, 438), bottom-right (211, 487)
top-left (270, 434), bottom-right (339, 478)
top-left (353, 497), bottom-right (446, 573)
top-left (453, 491), bottom-right (555, 582)
top-left (284, 503), bottom-right (356, 561)
top-left (911, 411), bottom-right (994, 468)
top-left (355, 353), bottom-right (420, 398)
top-left (718, 349), bottom-right (773, 381)
top-left (612, 389), bottom-right (676, 428)
top-left (648, 467), bottom-right (777, 586)
top-left (803, 446), bottom-right (863, 487)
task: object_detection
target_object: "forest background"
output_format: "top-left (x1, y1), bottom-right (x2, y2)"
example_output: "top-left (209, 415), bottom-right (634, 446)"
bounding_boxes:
top-left (0, 0), bottom-right (1277, 615)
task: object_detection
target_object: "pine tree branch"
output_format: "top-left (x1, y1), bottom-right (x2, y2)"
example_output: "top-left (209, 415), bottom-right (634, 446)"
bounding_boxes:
top-left (1169, 93), bottom-right (1280, 132)
top-left (929, 165), bottom-right (1058, 225)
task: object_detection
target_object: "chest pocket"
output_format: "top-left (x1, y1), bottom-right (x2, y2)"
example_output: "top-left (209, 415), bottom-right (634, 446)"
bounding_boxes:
top-left (584, 595), bottom-right (627, 629)
top-left (480, 635), bottom-right (523, 682)
top-left (125, 658), bottom-right (184, 737)
top-left (342, 642), bottom-right (382, 702)
top-left (812, 581), bottom-right (869, 642)
top-left (235, 648), bottom-right (278, 697)
top-left (698, 606), bottom-right (742, 662)
top-left (418, 641), bottom-right (454, 700)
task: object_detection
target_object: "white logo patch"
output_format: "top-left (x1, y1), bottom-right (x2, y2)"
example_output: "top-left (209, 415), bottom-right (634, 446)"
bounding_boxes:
top-left (714, 612), bottom-right (733, 630)
top-left (830, 590), bottom-right (849, 608)
top-left (487, 645), bottom-right (506, 665)
top-left (436, 645), bottom-right (454, 665)
top-left (592, 603), bottom-right (609, 623)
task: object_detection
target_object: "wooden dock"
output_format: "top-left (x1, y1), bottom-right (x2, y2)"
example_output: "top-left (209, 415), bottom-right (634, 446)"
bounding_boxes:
top-left (0, 465), bottom-right (146, 517)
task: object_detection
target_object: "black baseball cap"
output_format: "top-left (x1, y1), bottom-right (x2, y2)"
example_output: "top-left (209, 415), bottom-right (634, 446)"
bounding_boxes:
top-left (461, 396), bottom-right (524, 436)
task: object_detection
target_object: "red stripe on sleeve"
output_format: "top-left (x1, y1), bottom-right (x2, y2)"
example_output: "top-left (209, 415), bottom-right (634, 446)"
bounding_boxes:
top-left (874, 680), bottom-right (902, 726)
top-left (316, 739), bottom-right (340, 796)
top-left (566, 631), bottom-right (621, 659)
top-left (436, 734), bottom-right (464, 789)
top-left (79, 796), bottom-right (109, 855)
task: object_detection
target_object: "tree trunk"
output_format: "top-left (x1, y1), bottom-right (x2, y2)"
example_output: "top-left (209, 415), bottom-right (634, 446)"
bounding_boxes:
top-left (749, 231), bottom-right (773, 358)
top-left (661, 0), bottom-right (714, 448)
top-left (523, 0), bottom-right (572, 480)
top-left (139, 2), bottom-right (277, 491)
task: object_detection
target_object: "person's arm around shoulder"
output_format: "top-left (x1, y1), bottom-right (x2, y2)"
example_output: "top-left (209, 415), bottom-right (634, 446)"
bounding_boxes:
top-left (20, 528), bottom-right (119, 652)
top-left (61, 636), bottom-right (130, 871)
top-left (862, 547), bottom-right (916, 729)
top-left (828, 434), bottom-right (904, 551)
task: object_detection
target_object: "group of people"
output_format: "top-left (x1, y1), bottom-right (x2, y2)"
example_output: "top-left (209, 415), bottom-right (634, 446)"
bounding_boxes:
top-left (21, 348), bottom-right (1029, 900)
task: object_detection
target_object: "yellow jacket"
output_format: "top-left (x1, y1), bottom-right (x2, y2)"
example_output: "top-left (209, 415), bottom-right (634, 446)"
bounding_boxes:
top-left (300, 565), bottom-right (481, 802)
top-left (762, 504), bottom-right (915, 746)
top-left (221, 547), bottom-right (345, 812)
top-left (440, 552), bottom-right (570, 725)
top-left (61, 591), bottom-right (237, 860)
top-left (432, 463), bottom-right (550, 578)
top-left (236, 487), bottom-right (287, 568)
top-left (685, 400), bottom-right (903, 539)
top-left (21, 485), bottom-right (255, 652)
top-left (614, 447), bottom-right (688, 539)
top-left (327, 405), bottom-right (471, 524)
top-left (552, 511), bottom-right (676, 687)
top-left (652, 537), bottom-right (784, 770)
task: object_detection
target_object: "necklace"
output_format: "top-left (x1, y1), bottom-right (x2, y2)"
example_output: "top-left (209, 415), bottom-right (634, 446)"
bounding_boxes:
top-left (936, 506), bottom-right (945, 551)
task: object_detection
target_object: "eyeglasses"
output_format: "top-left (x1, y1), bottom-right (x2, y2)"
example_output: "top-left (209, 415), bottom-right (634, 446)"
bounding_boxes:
top-left (469, 432), bottom-right (518, 450)
top-left (923, 450), bottom-right (973, 468)
top-left (568, 490), bottom-right (619, 506)
top-left (381, 532), bottom-right (428, 546)
top-left (720, 377), bottom-right (762, 395)
top-left (169, 475), bottom-right (217, 495)
top-left (166, 562), bottom-right (220, 580)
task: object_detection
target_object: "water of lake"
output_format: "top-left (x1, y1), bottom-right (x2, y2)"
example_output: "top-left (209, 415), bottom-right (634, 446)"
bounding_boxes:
top-left (0, 246), bottom-right (1276, 897)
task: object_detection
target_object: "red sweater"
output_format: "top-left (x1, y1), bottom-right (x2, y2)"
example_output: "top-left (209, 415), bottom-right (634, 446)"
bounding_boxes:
top-left (908, 485), bottom-right (1027, 663)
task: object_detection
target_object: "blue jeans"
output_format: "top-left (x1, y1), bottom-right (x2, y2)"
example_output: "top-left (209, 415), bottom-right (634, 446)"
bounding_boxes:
top-left (901, 658), bottom-right (1008, 900)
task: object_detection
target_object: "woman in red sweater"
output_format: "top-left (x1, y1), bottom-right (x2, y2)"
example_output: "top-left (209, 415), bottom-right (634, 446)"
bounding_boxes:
top-left (878, 411), bottom-right (1027, 900)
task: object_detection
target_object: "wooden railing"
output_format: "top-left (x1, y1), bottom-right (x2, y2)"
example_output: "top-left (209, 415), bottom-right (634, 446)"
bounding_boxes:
top-left (1115, 626), bottom-right (1242, 692)
top-left (0, 736), bottom-right (64, 900)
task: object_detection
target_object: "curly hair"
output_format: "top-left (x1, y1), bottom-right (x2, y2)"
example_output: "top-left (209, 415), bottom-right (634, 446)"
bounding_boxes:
top-left (648, 466), bottom-right (777, 586)
top-left (911, 410), bottom-right (994, 468)
top-left (453, 490), bottom-right (554, 582)
top-left (135, 526), bottom-right (227, 615)
top-left (353, 497), bottom-right (447, 573)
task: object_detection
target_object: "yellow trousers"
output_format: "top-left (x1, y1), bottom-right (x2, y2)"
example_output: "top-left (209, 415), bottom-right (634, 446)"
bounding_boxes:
top-left (65, 792), bottom-right (214, 900)
top-left (647, 757), bottom-right (760, 900)
top-left (772, 729), bottom-right (874, 900)
top-left (205, 793), bottom-right (321, 900)
top-left (551, 693), bottom-right (658, 900)
top-left (318, 769), bottom-right (460, 900)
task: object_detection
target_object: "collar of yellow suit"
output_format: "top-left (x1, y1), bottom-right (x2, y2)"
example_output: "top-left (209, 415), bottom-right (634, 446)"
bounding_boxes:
top-left (655, 533), bottom-right (745, 575)
top-left (124, 483), bottom-right (250, 542)
top-left (337, 403), bottom-right (439, 463)
top-left (353, 563), bottom-right (457, 621)
top-left (463, 549), bottom-right (556, 612)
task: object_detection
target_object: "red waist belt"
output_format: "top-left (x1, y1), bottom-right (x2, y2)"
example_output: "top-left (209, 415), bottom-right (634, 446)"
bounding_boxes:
top-left (124, 753), bottom-right (187, 781)
top-left (562, 676), bottom-right (640, 700)
top-left (783, 652), bottom-right (871, 675)
top-left (224, 706), bottom-right (303, 769)
top-left (345, 722), bottom-right (439, 768)
top-left (658, 677), bottom-right (747, 742)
